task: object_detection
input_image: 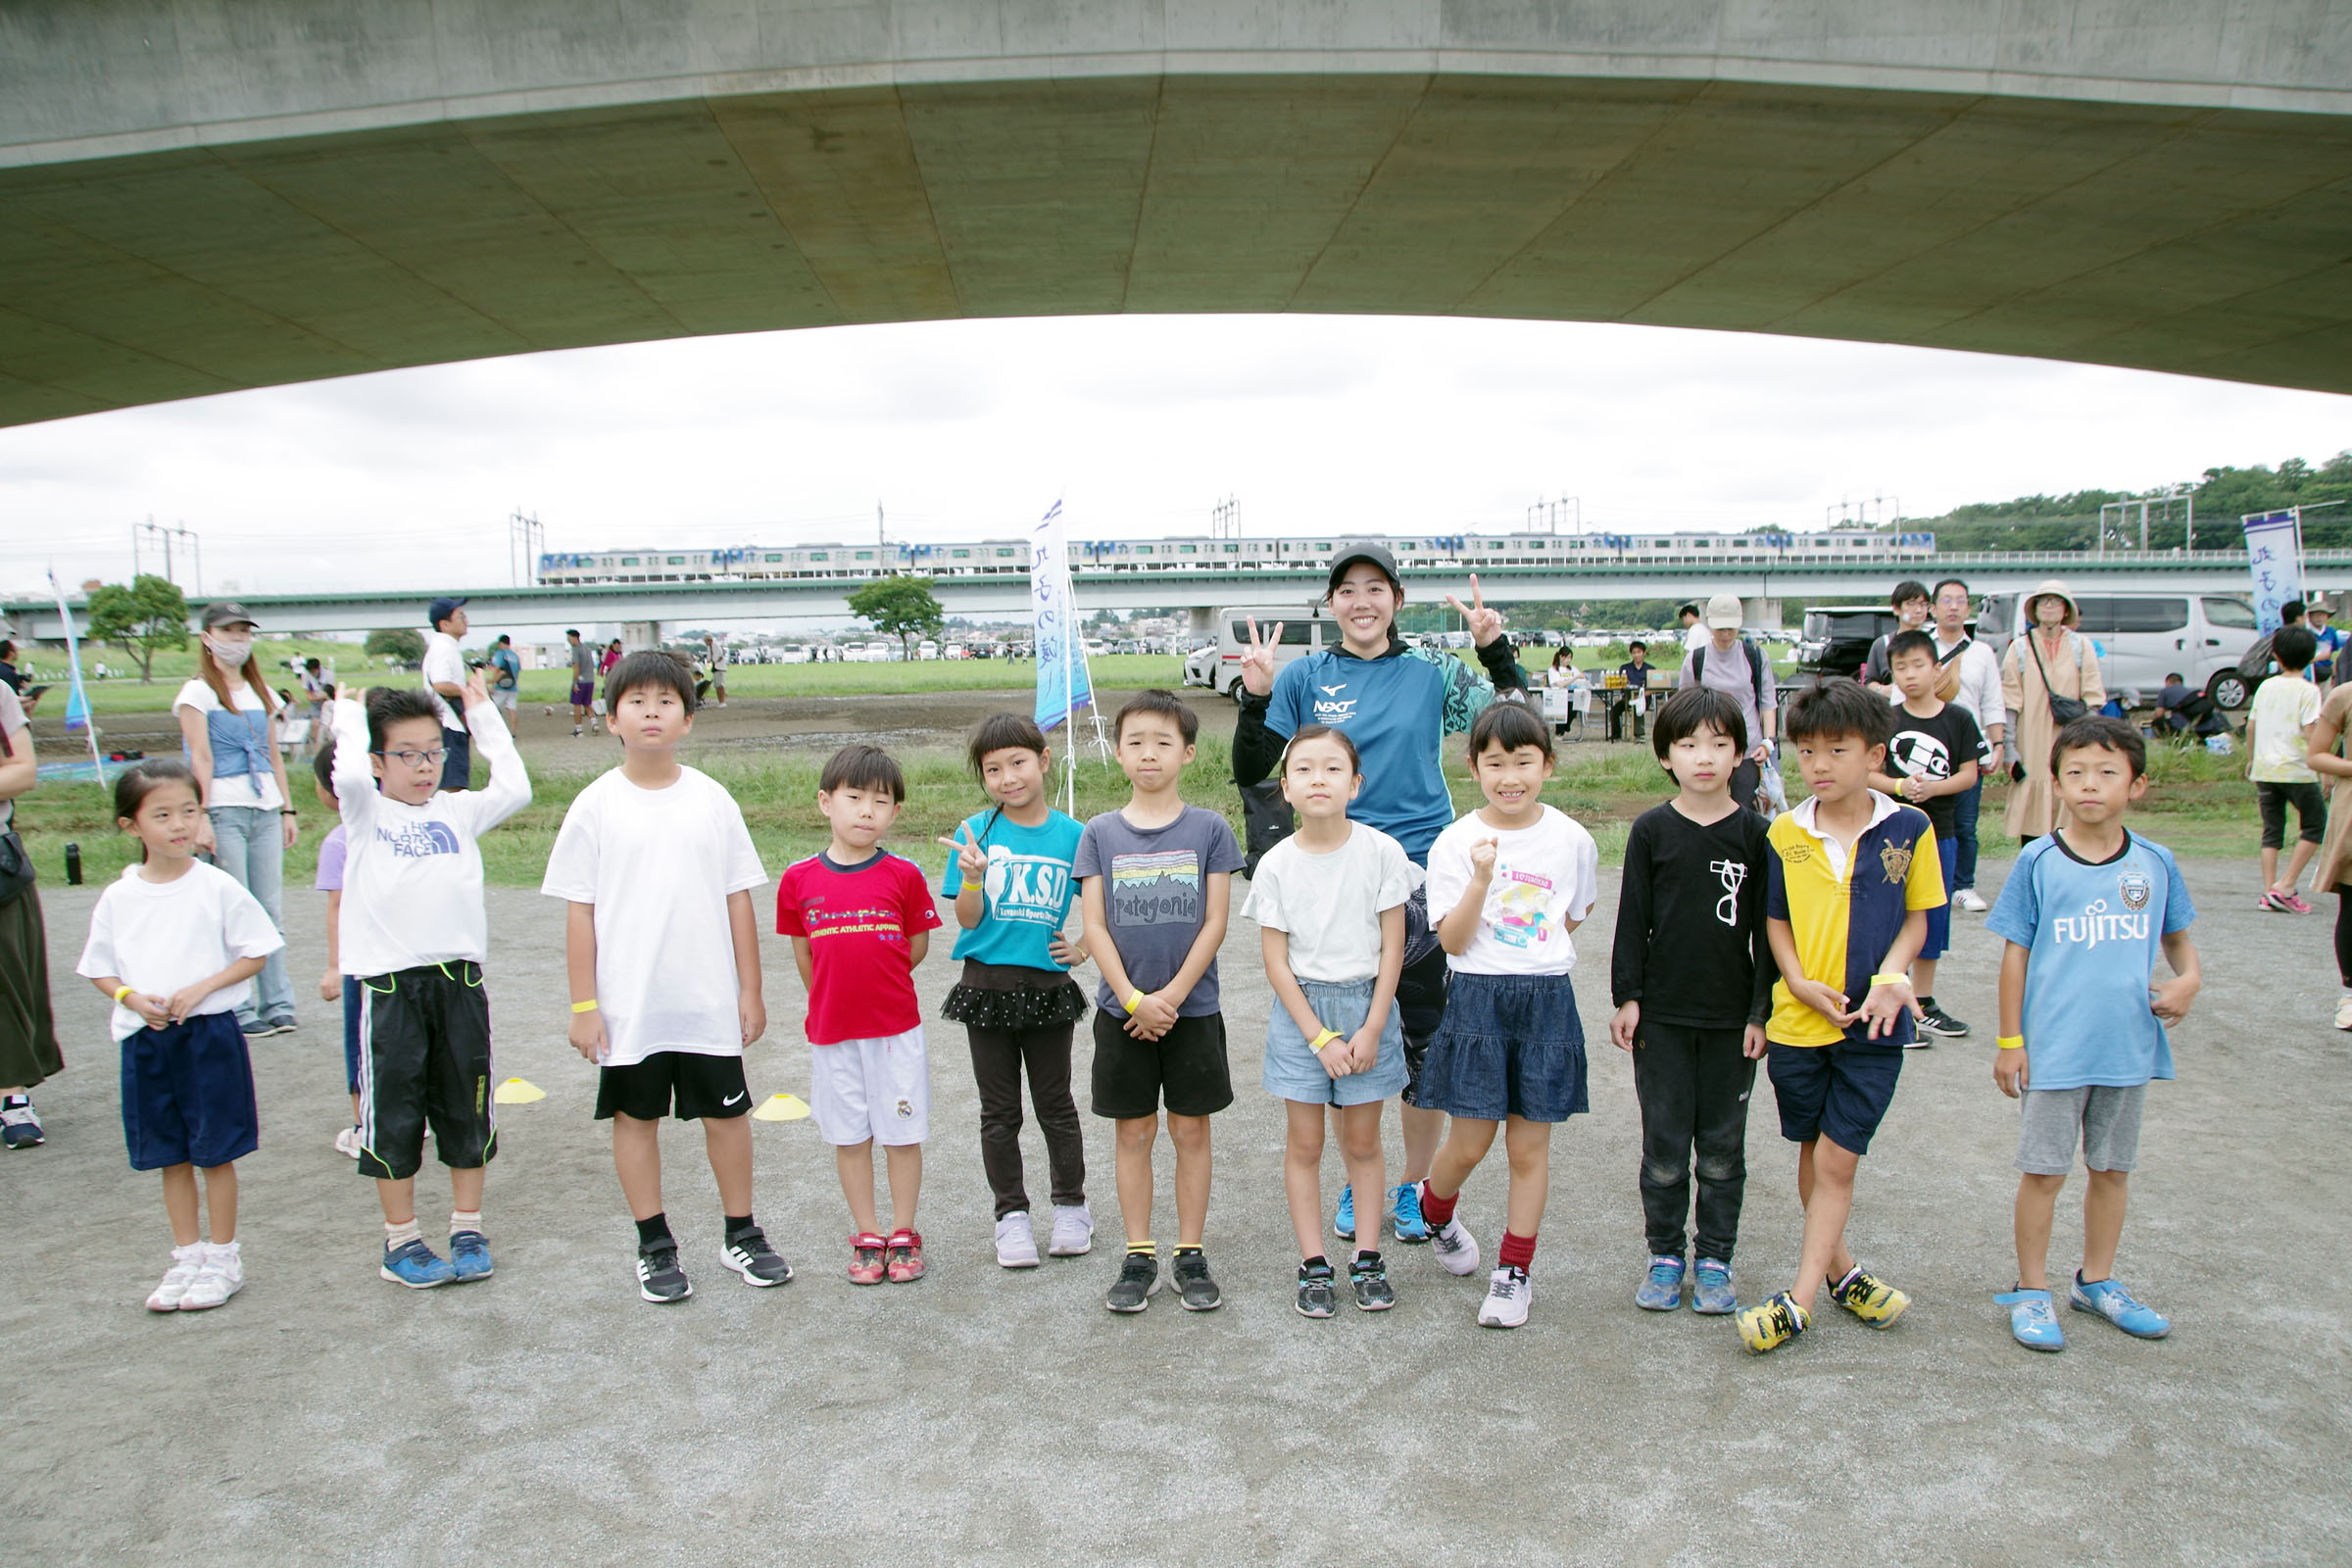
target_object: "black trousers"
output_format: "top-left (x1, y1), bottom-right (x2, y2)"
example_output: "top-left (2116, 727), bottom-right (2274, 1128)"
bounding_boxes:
top-left (357, 960), bottom-right (495, 1182)
top-left (967, 1020), bottom-right (1086, 1220)
top-left (1630, 1020), bottom-right (1756, 1262)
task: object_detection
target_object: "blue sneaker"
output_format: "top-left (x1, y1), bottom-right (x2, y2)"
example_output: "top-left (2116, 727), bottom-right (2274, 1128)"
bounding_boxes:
top-left (1996, 1288), bottom-right (2066, 1350)
top-left (1690, 1257), bottom-right (1738, 1314)
top-left (449, 1230), bottom-right (494, 1282)
top-left (2070, 1273), bottom-right (2169, 1338)
top-left (1636, 1254), bottom-right (1686, 1311)
top-left (1333, 1184), bottom-right (1356, 1243)
top-left (1390, 1181), bottom-right (1429, 1245)
top-left (380, 1238), bottom-right (456, 1289)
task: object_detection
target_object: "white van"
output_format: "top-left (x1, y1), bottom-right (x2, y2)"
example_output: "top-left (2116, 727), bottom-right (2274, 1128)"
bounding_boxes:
top-left (1195, 604), bottom-right (1336, 698)
top-left (1977, 590), bottom-right (2263, 708)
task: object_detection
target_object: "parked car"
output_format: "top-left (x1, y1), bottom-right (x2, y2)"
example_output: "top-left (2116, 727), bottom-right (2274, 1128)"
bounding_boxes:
top-left (1793, 606), bottom-right (1905, 683)
top-left (1976, 591), bottom-right (2263, 709)
top-left (1194, 603), bottom-right (1337, 698)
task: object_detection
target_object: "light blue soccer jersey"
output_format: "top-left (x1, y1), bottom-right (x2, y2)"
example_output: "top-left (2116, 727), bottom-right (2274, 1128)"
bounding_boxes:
top-left (1985, 831), bottom-right (2196, 1090)
top-left (937, 808), bottom-right (1084, 971)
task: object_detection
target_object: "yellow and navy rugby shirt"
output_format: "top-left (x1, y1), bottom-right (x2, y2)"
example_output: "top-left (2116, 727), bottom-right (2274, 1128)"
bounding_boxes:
top-left (1764, 792), bottom-right (1944, 1048)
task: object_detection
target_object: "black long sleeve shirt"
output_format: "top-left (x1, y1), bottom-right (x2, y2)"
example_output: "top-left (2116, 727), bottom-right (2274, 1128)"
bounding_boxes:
top-left (1610, 801), bottom-right (1777, 1029)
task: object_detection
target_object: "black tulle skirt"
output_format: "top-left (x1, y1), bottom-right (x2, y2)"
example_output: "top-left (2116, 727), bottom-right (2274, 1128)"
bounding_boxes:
top-left (942, 959), bottom-right (1088, 1033)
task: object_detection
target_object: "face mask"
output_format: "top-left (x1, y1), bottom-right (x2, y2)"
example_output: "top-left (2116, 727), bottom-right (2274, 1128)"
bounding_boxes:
top-left (204, 632), bottom-right (253, 667)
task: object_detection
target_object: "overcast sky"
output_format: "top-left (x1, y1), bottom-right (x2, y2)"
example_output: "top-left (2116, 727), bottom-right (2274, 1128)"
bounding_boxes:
top-left (3, 313), bottom-right (2347, 601)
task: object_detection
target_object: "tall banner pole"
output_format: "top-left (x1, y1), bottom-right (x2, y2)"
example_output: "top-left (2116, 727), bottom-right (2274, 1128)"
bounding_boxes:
top-left (2243, 509), bottom-right (2303, 632)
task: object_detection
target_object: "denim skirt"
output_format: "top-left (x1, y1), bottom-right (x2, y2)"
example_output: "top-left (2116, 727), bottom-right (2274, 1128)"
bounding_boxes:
top-left (1417, 970), bottom-right (1587, 1123)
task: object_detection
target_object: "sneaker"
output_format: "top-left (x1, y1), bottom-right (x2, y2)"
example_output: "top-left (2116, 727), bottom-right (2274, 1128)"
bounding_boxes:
top-left (1828, 1265), bottom-right (1911, 1328)
top-left (1105, 1250), bottom-right (1159, 1313)
top-left (637, 1242), bottom-right (692, 1302)
top-left (1296, 1258), bottom-right (1338, 1318)
top-left (1690, 1257), bottom-right (1738, 1314)
top-left (381, 1238), bottom-right (456, 1289)
top-left (1996, 1288), bottom-right (2066, 1351)
top-left (0, 1100), bottom-right (43, 1150)
top-left (847, 1232), bottom-right (888, 1286)
top-left (449, 1230), bottom-right (494, 1282)
top-left (333, 1124), bottom-right (363, 1158)
top-left (2261, 890), bottom-right (2292, 911)
top-left (719, 1228), bottom-right (792, 1287)
top-left (1333, 1183), bottom-right (1356, 1243)
top-left (2335, 996), bottom-right (2352, 1031)
top-left (1636, 1254), bottom-right (1686, 1311)
top-left (885, 1228), bottom-right (925, 1283)
top-left (1171, 1250), bottom-right (1223, 1311)
top-left (1047, 1203), bottom-right (1094, 1257)
top-left (1916, 1001), bottom-right (1970, 1039)
top-left (2070, 1273), bottom-right (2170, 1339)
top-left (1430, 1214), bottom-right (1481, 1277)
top-left (1477, 1265), bottom-right (1532, 1328)
top-left (1738, 1290), bottom-right (1811, 1353)
top-left (1953, 887), bottom-right (1988, 912)
top-left (995, 1211), bottom-right (1040, 1269)
top-left (263, 1015), bottom-right (298, 1036)
top-left (1390, 1180), bottom-right (1429, 1244)
top-left (180, 1241), bottom-right (244, 1309)
top-left (572, 725), bottom-right (582, 737)
top-left (146, 1245), bottom-right (206, 1311)
top-left (240, 1017), bottom-right (274, 1037)
top-left (1349, 1251), bottom-right (1396, 1312)
top-left (2284, 892), bottom-right (2315, 914)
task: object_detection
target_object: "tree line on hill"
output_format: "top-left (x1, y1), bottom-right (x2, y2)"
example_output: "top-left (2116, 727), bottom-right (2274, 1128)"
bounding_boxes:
top-left (1905, 450), bottom-right (2352, 552)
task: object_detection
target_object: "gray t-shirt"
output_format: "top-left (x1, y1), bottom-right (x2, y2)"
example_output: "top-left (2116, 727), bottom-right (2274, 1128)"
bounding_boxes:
top-left (1074, 804), bottom-right (1246, 1016)
top-left (1679, 638), bottom-right (1778, 751)
top-left (569, 641), bottom-right (597, 681)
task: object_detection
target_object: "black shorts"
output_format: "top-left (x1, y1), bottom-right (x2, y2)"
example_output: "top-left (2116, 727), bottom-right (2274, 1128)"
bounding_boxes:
top-left (1090, 1009), bottom-right (1233, 1120)
top-left (596, 1052), bottom-right (752, 1121)
top-left (357, 961), bottom-right (495, 1182)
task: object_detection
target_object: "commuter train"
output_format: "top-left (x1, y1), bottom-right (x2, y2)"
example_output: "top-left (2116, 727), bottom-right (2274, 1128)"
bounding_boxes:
top-left (533, 529), bottom-right (1936, 586)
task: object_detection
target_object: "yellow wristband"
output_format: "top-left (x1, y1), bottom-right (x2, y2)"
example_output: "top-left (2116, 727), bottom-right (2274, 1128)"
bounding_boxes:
top-left (113, 985), bottom-right (132, 1004)
top-left (1868, 973), bottom-right (1910, 988)
top-left (960, 881), bottom-right (983, 895)
top-left (571, 999), bottom-right (599, 1014)
top-left (1997, 1035), bottom-right (2025, 1051)
top-left (1123, 990), bottom-right (1145, 1015)
top-left (1307, 1028), bottom-right (1342, 1054)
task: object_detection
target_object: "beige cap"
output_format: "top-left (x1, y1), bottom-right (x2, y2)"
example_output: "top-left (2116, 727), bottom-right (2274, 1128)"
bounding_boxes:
top-left (2024, 578), bottom-right (2079, 627)
top-left (1704, 592), bottom-right (1743, 629)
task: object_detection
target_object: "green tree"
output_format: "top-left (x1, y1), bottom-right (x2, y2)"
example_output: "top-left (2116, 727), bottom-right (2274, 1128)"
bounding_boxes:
top-left (848, 574), bottom-right (947, 661)
top-left (83, 573), bottom-right (187, 682)
top-left (365, 627), bottom-right (427, 664)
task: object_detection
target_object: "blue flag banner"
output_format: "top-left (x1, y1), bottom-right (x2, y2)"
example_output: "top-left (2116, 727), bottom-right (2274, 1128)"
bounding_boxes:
top-left (1031, 500), bottom-right (1092, 732)
top-left (2243, 510), bottom-right (2302, 632)
top-left (46, 568), bottom-right (95, 734)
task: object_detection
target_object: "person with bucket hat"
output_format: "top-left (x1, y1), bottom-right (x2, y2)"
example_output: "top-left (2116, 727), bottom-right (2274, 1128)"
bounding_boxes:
top-left (1677, 594), bottom-right (1780, 812)
top-left (420, 597), bottom-right (471, 793)
top-left (1999, 581), bottom-right (2105, 841)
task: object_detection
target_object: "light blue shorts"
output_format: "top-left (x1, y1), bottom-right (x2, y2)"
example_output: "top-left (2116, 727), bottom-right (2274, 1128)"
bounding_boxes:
top-left (1262, 977), bottom-right (1408, 1107)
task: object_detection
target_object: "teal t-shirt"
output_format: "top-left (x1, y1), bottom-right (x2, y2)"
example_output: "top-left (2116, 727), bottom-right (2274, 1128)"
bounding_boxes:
top-left (937, 808), bottom-right (1084, 970)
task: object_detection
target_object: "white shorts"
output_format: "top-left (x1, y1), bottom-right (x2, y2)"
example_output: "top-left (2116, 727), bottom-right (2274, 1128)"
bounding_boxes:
top-left (490, 688), bottom-right (517, 713)
top-left (809, 1026), bottom-right (929, 1147)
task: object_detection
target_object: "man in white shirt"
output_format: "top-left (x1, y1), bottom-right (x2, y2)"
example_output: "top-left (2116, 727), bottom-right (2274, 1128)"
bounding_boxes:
top-left (420, 597), bottom-right (471, 793)
top-left (1930, 577), bottom-right (2006, 912)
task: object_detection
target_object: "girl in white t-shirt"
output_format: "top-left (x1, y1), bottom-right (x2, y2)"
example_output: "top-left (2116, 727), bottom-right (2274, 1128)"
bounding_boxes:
top-left (75, 761), bottom-right (282, 1313)
top-left (1243, 725), bottom-right (1421, 1318)
top-left (1415, 701), bottom-right (1599, 1329)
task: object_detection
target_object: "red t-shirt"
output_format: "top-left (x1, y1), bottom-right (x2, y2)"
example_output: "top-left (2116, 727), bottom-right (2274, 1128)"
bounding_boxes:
top-left (775, 851), bottom-right (943, 1045)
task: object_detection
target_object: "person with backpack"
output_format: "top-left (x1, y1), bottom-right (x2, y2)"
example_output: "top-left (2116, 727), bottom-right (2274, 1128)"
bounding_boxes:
top-left (1678, 594), bottom-right (1778, 812)
top-left (1999, 580), bottom-right (2105, 843)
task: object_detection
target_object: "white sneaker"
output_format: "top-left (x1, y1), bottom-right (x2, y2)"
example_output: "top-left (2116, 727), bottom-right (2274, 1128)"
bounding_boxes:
top-left (2335, 996), bottom-right (2352, 1031)
top-left (1047, 1202), bottom-right (1095, 1257)
top-left (1478, 1265), bottom-right (1532, 1328)
top-left (146, 1245), bottom-right (206, 1311)
top-left (179, 1241), bottom-right (244, 1310)
top-left (334, 1124), bottom-right (363, 1158)
top-left (1431, 1215), bottom-right (1481, 1276)
top-left (1954, 888), bottom-right (1988, 912)
top-left (995, 1211), bottom-right (1040, 1269)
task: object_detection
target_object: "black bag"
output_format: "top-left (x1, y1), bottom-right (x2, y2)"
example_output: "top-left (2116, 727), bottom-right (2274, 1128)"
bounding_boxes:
top-left (2026, 631), bottom-right (2090, 727)
top-left (1238, 777), bottom-right (1295, 878)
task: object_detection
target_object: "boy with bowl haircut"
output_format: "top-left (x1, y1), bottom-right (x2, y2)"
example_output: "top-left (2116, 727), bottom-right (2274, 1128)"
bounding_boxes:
top-left (1077, 689), bottom-right (1246, 1314)
top-left (1988, 716), bottom-right (2199, 1350)
top-left (1738, 678), bottom-right (1942, 1354)
top-left (1872, 629), bottom-right (1989, 1041)
top-left (542, 652), bottom-right (788, 1304)
top-left (328, 673), bottom-right (531, 1288)
top-left (777, 744), bottom-right (942, 1286)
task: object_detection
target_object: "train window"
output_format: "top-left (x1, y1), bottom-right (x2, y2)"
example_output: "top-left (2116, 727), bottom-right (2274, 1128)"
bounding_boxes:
top-left (1179, 544), bottom-right (1197, 553)
top-left (666, 557), bottom-right (685, 565)
top-left (1315, 543), bottom-right (1330, 552)
top-left (1136, 545), bottom-right (1152, 555)
top-left (765, 554), bottom-right (783, 563)
top-left (997, 549), bottom-right (1017, 558)
top-left (1225, 544), bottom-right (1240, 553)
top-left (621, 557), bottom-right (639, 566)
top-left (953, 549), bottom-right (970, 558)
top-left (810, 552), bottom-right (828, 562)
top-left (856, 551), bottom-right (873, 561)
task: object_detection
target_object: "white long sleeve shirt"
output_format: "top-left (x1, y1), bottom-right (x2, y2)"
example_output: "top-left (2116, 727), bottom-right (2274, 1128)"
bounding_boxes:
top-left (330, 696), bottom-right (530, 976)
top-left (1934, 631), bottom-right (2008, 744)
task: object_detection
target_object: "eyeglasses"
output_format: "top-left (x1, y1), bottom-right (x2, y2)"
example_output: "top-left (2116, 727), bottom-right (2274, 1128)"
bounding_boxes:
top-left (373, 748), bottom-right (449, 767)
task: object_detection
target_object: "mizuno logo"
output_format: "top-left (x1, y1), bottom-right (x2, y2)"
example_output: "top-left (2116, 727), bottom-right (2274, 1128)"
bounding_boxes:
top-left (1320, 684), bottom-right (1347, 696)
top-left (722, 1092), bottom-right (746, 1106)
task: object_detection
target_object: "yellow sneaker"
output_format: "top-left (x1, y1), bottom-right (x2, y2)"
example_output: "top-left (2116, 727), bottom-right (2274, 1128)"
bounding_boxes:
top-left (1737, 1291), bottom-right (1810, 1353)
top-left (1829, 1266), bottom-right (1910, 1328)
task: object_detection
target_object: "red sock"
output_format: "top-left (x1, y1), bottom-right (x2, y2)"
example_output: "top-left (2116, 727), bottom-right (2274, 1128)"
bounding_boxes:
top-left (1498, 1230), bottom-right (1538, 1272)
top-left (1419, 1180), bottom-right (1458, 1226)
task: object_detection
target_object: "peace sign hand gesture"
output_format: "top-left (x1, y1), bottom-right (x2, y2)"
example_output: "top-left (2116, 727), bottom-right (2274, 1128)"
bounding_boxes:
top-left (936, 823), bottom-right (990, 885)
top-left (1445, 574), bottom-right (1504, 649)
top-left (1240, 616), bottom-right (1284, 697)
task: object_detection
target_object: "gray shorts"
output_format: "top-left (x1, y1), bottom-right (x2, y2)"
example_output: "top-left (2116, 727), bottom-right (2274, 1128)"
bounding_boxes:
top-left (2015, 1084), bottom-right (2146, 1175)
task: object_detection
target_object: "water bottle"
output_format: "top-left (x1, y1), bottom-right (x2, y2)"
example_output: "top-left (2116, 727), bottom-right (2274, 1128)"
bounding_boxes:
top-left (64, 843), bottom-right (81, 885)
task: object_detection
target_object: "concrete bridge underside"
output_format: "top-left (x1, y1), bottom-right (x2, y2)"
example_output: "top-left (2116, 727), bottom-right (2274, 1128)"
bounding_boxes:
top-left (9, 3), bottom-right (2352, 428)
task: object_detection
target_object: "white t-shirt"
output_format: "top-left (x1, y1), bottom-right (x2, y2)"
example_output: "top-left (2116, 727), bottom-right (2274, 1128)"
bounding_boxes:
top-left (75, 862), bottom-right (284, 1041)
top-left (172, 678), bottom-right (283, 810)
top-left (539, 766), bottom-right (768, 1064)
top-left (1242, 822), bottom-right (1423, 984)
top-left (1425, 804), bottom-right (1599, 976)
top-left (420, 630), bottom-right (467, 731)
top-left (2251, 674), bottom-right (2323, 782)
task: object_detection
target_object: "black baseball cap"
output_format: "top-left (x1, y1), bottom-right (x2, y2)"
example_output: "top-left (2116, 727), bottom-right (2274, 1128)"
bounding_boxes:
top-left (201, 600), bottom-right (261, 630)
top-left (426, 596), bottom-right (468, 628)
top-left (1326, 541), bottom-right (1401, 594)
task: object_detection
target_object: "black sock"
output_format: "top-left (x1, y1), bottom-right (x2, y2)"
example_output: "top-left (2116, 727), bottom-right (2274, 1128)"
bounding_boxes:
top-left (1355, 1249), bottom-right (1381, 1265)
top-left (723, 1212), bottom-right (757, 1243)
top-left (1300, 1253), bottom-right (1328, 1273)
top-left (1174, 1245), bottom-right (1202, 1258)
top-left (1918, 995), bottom-right (1936, 1007)
top-left (635, 1212), bottom-right (673, 1250)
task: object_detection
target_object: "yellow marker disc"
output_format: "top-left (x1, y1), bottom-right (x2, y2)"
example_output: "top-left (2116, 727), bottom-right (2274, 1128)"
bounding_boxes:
top-left (752, 1093), bottom-right (809, 1122)
top-left (493, 1077), bottom-right (546, 1104)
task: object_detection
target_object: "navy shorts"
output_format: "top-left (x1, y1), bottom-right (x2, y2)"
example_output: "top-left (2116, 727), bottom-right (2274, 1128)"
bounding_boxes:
top-left (1416, 970), bottom-right (1588, 1123)
top-left (1767, 1039), bottom-right (1904, 1155)
top-left (1917, 837), bottom-right (1957, 961)
top-left (121, 1010), bottom-right (260, 1171)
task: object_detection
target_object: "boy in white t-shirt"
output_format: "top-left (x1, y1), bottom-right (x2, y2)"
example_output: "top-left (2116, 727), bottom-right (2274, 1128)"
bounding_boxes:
top-left (2249, 624), bottom-right (2326, 911)
top-left (542, 652), bottom-right (788, 1304)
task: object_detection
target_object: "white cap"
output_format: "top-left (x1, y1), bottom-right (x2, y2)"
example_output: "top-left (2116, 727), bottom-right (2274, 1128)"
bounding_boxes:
top-left (1704, 593), bottom-right (1743, 630)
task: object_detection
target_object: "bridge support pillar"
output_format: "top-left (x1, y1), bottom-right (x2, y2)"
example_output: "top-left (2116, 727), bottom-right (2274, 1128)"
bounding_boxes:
top-left (622, 619), bottom-right (663, 651)
top-left (1189, 606), bottom-right (1215, 637)
top-left (1741, 597), bottom-right (1784, 632)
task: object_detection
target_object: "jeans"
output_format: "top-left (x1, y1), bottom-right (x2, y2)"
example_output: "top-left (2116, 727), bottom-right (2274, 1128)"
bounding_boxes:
top-left (966, 1021), bottom-right (1085, 1220)
top-left (207, 805), bottom-right (292, 1026)
top-left (1951, 778), bottom-right (1983, 892)
top-left (1631, 1020), bottom-right (1756, 1261)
